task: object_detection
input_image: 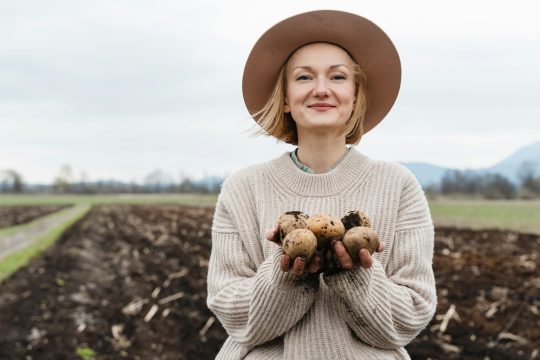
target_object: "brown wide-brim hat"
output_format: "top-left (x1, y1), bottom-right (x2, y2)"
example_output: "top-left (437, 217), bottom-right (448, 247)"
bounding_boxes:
top-left (242, 10), bottom-right (401, 134)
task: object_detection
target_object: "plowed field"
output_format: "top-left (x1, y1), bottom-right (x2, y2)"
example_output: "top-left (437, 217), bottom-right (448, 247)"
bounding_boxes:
top-left (0, 205), bottom-right (538, 359)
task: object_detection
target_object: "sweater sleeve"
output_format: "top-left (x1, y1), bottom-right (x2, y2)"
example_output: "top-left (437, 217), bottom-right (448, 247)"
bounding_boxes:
top-left (206, 179), bottom-right (319, 347)
top-left (324, 171), bottom-right (437, 349)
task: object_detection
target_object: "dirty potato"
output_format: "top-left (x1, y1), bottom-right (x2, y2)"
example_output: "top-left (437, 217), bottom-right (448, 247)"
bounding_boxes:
top-left (282, 228), bottom-right (317, 263)
top-left (306, 213), bottom-right (345, 272)
top-left (306, 213), bottom-right (345, 246)
top-left (274, 211), bottom-right (309, 243)
top-left (342, 226), bottom-right (380, 262)
top-left (341, 210), bottom-right (372, 230)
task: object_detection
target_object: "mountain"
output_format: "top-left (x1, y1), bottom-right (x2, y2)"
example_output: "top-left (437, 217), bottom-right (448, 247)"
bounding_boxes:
top-left (402, 140), bottom-right (540, 188)
top-left (398, 162), bottom-right (450, 187)
top-left (479, 141), bottom-right (540, 184)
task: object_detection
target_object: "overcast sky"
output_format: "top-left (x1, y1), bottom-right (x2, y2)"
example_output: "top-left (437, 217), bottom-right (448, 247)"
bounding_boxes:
top-left (1, 0), bottom-right (539, 184)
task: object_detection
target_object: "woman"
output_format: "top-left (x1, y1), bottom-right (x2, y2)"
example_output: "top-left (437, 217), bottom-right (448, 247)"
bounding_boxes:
top-left (207, 10), bottom-right (436, 359)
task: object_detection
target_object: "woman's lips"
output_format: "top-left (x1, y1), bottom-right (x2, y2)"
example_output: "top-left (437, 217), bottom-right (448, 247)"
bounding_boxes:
top-left (308, 104), bottom-right (335, 111)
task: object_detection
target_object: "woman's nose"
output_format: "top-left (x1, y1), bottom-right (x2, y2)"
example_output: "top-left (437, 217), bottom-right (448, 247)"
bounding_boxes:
top-left (312, 79), bottom-right (330, 97)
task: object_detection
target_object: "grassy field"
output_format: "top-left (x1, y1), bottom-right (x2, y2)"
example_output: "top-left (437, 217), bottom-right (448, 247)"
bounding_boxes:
top-left (0, 193), bottom-right (539, 234)
top-left (428, 198), bottom-right (540, 234)
top-left (0, 193), bottom-right (218, 207)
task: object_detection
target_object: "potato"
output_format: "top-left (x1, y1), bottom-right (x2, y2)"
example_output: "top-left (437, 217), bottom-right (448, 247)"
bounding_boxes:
top-left (306, 213), bottom-right (345, 246)
top-left (274, 211), bottom-right (309, 242)
top-left (342, 226), bottom-right (380, 262)
top-left (341, 210), bottom-right (372, 230)
top-left (282, 228), bottom-right (317, 262)
top-left (306, 213), bottom-right (345, 272)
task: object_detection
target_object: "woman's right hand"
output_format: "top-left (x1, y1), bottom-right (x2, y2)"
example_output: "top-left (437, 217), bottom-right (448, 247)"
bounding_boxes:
top-left (265, 225), bottom-right (322, 277)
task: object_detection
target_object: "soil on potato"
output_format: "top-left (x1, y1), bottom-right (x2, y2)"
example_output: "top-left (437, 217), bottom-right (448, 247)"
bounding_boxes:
top-left (0, 205), bottom-right (71, 229)
top-left (0, 205), bottom-right (538, 359)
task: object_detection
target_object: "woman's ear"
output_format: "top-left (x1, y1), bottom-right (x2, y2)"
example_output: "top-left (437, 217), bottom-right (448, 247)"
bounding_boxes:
top-left (283, 98), bottom-right (290, 113)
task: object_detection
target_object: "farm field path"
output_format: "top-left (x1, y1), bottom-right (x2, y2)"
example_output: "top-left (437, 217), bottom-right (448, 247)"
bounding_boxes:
top-left (0, 205), bottom-right (87, 261)
top-left (0, 205), bottom-right (70, 230)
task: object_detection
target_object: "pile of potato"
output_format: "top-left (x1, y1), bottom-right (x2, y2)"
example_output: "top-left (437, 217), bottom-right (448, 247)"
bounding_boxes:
top-left (274, 210), bottom-right (379, 272)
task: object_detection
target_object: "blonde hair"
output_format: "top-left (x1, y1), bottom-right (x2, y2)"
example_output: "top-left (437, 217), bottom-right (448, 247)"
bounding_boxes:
top-left (244, 51), bottom-right (368, 146)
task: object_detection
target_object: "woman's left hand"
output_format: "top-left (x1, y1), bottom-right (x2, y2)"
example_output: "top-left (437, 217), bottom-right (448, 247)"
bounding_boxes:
top-left (331, 239), bottom-right (385, 270)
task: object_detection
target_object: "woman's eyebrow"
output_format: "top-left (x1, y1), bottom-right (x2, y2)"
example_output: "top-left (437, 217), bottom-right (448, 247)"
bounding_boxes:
top-left (292, 64), bottom-right (350, 71)
top-left (330, 64), bottom-right (349, 69)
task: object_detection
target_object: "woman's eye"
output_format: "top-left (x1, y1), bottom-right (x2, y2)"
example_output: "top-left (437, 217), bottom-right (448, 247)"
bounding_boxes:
top-left (332, 74), bottom-right (346, 80)
top-left (296, 75), bottom-right (311, 80)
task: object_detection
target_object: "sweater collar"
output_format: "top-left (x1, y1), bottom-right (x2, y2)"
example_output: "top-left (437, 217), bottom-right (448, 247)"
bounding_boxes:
top-left (268, 146), bottom-right (373, 197)
top-left (290, 146), bottom-right (351, 174)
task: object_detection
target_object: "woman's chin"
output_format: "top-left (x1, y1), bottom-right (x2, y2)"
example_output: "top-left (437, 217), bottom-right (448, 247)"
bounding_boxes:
top-left (293, 113), bottom-right (347, 132)
top-left (297, 123), bottom-right (347, 136)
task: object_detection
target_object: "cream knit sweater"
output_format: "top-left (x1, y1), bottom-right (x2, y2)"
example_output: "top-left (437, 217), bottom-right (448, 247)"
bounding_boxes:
top-left (207, 146), bottom-right (436, 359)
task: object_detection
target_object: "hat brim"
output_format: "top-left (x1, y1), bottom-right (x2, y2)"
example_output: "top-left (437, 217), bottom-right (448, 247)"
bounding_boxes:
top-left (242, 10), bottom-right (401, 134)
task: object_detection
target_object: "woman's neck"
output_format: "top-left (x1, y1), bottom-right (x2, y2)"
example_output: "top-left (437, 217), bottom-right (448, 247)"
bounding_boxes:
top-left (296, 136), bottom-right (348, 174)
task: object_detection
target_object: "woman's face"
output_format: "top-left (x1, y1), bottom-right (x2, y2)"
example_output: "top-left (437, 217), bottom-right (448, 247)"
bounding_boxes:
top-left (284, 42), bottom-right (356, 137)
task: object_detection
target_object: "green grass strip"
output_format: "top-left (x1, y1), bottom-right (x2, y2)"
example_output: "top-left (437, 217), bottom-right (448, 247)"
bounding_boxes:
top-left (0, 193), bottom-right (218, 206)
top-left (0, 221), bottom-right (34, 238)
top-left (429, 199), bottom-right (540, 234)
top-left (0, 206), bottom-right (73, 237)
top-left (0, 205), bottom-right (91, 282)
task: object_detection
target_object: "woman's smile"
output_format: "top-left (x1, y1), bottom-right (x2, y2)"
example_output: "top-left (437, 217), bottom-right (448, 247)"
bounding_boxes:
top-left (308, 103), bottom-right (336, 111)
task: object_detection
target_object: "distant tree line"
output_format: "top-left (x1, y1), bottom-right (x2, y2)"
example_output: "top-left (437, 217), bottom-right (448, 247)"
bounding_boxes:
top-left (425, 161), bottom-right (540, 199)
top-left (0, 170), bottom-right (24, 193)
top-left (0, 166), bottom-right (223, 195)
top-left (2, 162), bottom-right (540, 199)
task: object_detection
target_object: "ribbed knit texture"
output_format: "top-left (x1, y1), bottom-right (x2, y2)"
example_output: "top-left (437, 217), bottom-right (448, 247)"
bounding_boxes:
top-left (207, 146), bottom-right (436, 359)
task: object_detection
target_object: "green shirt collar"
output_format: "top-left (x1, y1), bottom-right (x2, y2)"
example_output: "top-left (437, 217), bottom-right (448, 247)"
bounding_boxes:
top-left (290, 147), bottom-right (351, 174)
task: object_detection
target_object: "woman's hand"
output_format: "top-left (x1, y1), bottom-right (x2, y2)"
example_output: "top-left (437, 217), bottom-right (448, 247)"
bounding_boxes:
top-left (331, 239), bottom-right (385, 270)
top-left (265, 225), bottom-right (322, 277)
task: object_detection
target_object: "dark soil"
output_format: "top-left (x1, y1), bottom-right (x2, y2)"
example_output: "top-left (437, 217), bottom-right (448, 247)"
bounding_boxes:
top-left (0, 205), bottom-right (71, 229)
top-left (0, 205), bottom-right (225, 360)
top-left (0, 205), bottom-right (538, 359)
top-left (406, 227), bottom-right (540, 359)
